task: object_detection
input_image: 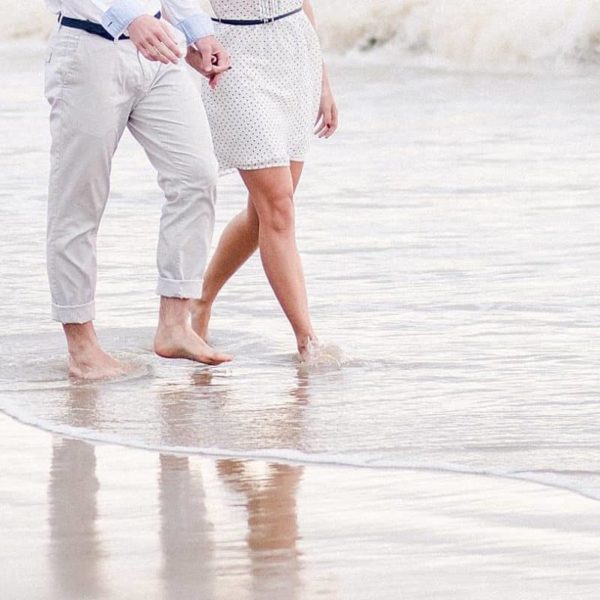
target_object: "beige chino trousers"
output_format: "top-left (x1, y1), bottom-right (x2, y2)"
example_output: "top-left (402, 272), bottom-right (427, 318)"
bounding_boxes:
top-left (45, 23), bottom-right (218, 324)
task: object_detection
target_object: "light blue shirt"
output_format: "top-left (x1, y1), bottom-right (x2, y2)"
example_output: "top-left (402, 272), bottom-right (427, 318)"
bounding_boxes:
top-left (45, 0), bottom-right (214, 44)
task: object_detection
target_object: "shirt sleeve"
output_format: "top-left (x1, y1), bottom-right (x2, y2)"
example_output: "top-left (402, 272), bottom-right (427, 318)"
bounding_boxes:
top-left (96, 0), bottom-right (148, 39)
top-left (161, 0), bottom-right (215, 44)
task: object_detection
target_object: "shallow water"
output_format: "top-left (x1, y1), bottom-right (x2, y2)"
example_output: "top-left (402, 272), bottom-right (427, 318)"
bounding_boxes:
top-left (1, 43), bottom-right (600, 500)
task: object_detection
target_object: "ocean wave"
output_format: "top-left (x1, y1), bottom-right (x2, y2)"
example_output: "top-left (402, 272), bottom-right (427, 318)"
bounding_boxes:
top-left (8, 0), bottom-right (600, 71)
top-left (314, 0), bottom-right (600, 71)
top-left (4, 407), bottom-right (600, 503)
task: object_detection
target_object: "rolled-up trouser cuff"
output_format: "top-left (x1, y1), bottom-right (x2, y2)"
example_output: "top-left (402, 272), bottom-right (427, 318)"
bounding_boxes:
top-left (52, 300), bottom-right (96, 324)
top-left (156, 277), bottom-right (202, 299)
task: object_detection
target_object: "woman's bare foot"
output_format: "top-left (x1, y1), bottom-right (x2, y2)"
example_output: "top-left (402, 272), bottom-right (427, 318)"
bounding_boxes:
top-left (297, 335), bottom-right (318, 363)
top-left (190, 299), bottom-right (212, 341)
top-left (154, 322), bottom-right (232, 366)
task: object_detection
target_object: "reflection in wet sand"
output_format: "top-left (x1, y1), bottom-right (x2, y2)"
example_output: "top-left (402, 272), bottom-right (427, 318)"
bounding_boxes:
top-left (159, 455), bottom-right (215, 600)
top-left (218, 460), bottom-right (304, 600)
top-left (48, 386), bottom-right (103, 599)
top-left (155, 368), bottom-right (309, 599)
top-left (46, 367), bottom-right (313, 600)
top-left (158, 372), bottom-right (216, 600)
top-left (215, 371), bottom-right (308, 599)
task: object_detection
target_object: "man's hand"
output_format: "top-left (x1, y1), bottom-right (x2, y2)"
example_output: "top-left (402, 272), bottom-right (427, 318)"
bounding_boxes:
top-left (128, 15), bottom-right (182, 64)
top-left (186, 36), bottom-right (231, 89)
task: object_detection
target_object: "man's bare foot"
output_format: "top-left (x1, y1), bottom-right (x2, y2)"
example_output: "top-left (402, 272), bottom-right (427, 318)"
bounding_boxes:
top-left (64, 321), bottom-right (129, 381)
top-left (68, 346), bottom-right (128, 381)
top-left (190, 299), bottom-right (212, 340)
top-left (154, 322), bottom-right (232, 366)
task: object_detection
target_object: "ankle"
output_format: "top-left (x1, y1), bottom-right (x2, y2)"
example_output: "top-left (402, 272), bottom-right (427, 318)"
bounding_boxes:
top-left (159, 297), bottom-right (190, 329)
top-left (63, 322), bottom-right (99, 354)
top-left (297, 333), bottom-right (317, 352)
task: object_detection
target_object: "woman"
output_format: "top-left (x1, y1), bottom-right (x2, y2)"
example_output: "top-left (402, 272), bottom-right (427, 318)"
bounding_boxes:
top-left (186, 0), bottom-right (338, 361)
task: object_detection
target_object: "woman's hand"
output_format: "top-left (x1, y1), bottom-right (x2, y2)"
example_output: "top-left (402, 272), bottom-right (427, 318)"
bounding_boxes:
top-left (186, 38), bottom-right (230, 89)
top-left (315, 81), bottom-right (338, 139)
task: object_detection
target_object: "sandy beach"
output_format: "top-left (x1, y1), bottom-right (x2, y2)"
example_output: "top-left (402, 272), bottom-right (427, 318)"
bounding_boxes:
top-left (3, 412), bottom-right (600, 600)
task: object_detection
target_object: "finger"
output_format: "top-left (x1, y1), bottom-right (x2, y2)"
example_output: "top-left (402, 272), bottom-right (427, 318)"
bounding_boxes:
top-left (196, 47), bottom-right (213, 73)
top-left (209, 72), bottom-right (223, 89)
top-left (156, 40), bottom-right (179, 64)
top-left (139, 41), bottom-right (164, 63)
top-left (159, 22), bottom-right (183, 58)
top-left (210, 63), bottom-right (230, 74)
top-left (144, 38), bottom-right (170, 64)
top-left (195, 64), bottom-right (212, 78)
top-left (327, 107), bottom-right (339, 137)
top-left (212, 50), bottom-right (231, 69)
top-left (156, 36), bottom-right (181, 62)
top-left (141, 48), bottom-right (161, 63)
top-left (318, 114), bottom-right (332, 138)
top-left (315, 115), bottom-right (329, 136)
top-left (323, 114), bottom-right (336, 138)
top-left (314, 113), bottom-right (324, 132)
top-left (319, 125), bottom-right (332, 138)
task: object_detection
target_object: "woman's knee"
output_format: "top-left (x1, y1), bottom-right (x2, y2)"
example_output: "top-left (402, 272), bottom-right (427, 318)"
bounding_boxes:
top-left (246, 199), bottom-right (260, 229)
top-left (256, 192), bottom-right (295, 233)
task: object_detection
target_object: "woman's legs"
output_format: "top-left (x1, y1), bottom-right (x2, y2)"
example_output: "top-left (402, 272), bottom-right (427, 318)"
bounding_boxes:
top-left (191, 196), bottom-right (259, 339)
top-left (191, 162), bottom-right (306, 341)
top-left (239, 165), bottom-right (315, 354)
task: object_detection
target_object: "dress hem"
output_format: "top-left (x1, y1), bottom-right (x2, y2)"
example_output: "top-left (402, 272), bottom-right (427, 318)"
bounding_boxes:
top-left (218, 156), bottom-right (307, 176)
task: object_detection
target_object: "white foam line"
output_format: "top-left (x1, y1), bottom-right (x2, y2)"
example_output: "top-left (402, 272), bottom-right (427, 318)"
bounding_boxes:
top-left (2, 408), bottom-right (599, 503)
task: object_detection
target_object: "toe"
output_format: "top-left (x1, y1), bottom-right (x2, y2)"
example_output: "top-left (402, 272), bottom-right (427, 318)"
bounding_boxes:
top-left (211, 352), bottom-right (233, 365)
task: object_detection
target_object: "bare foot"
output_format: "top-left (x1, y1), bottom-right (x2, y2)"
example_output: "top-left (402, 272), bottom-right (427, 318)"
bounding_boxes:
top-left (190, 299), bottom-right (212, 340)
top-left (154, 322), bottom-right (232, 366)
top-left (68, 346), bottom-right (129, 381)
top-left (297, 336), bottom-right (318, 363)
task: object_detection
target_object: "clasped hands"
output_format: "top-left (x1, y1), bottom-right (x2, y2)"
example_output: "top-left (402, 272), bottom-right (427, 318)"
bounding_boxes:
top-left (128, 15), bottom-right (231, 88)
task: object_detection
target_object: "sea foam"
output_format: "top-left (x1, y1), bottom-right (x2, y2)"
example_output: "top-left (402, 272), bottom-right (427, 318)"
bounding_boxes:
top-left (11, 0), bottom-right (600, 71)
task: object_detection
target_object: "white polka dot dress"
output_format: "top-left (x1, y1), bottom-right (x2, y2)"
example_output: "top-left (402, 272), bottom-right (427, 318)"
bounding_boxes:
top-left (202, 0), bottom-right (323, 173)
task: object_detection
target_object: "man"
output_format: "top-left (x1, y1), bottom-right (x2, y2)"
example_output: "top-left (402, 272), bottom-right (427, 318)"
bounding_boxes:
top-left (44, 0), bottom-right (232, 379)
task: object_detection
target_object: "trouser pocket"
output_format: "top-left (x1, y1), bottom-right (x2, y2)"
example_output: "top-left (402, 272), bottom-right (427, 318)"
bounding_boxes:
top-left (44, 26), bottom-right (81, 103)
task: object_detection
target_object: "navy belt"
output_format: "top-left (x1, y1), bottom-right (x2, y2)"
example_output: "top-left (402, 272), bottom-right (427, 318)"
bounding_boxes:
top-left (58, 12), bottom-right (161, 41)
top-left (212, 7), bottom-right (302, 26)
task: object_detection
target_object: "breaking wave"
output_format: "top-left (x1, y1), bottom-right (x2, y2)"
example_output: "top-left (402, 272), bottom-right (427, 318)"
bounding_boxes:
top-left (8, 0), bottom-right (600, 71)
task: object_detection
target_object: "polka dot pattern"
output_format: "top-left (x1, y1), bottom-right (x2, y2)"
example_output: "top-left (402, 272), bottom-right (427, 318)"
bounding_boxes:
top-left (202, 1), bottom-right (323, 172)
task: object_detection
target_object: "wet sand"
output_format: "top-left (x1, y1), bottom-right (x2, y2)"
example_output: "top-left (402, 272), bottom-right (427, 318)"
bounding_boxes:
top-left (2, 413), bottom-right (600, 600)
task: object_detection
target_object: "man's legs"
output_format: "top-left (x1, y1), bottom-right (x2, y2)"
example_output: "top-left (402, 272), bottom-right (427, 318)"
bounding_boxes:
top-left (46, 29), bottom-right (130, 378)
top-left (127, 61), bottom-right (231, 365)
